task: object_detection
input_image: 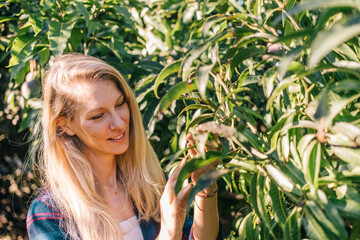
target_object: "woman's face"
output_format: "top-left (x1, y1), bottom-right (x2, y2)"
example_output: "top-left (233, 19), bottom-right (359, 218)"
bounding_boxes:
top-left (66, 79), bottom-right (130, 161)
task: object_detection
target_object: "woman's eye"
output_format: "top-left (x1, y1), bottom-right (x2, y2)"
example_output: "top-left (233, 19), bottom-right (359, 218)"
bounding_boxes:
top-left (91, 114), bottom-right (103, 120)
top-left (116, 97), bottom-right (126, 107)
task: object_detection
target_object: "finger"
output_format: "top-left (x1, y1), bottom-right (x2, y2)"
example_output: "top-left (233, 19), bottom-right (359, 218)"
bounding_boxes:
top-left (187, 133), bottom-right (198, 157)
top-left (187, 145), bottom-right (198, 158)
top-left (175, 183), bottom-right (193, 210)
top-left (186, 133), bottom-right (195, 142)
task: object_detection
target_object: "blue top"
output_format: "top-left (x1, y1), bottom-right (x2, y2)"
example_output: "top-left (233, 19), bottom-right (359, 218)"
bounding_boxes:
top-left (27, 190), bottom-right (223, 240)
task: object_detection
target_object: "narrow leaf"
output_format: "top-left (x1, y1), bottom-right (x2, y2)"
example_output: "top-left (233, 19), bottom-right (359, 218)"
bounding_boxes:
top-left (154, 60), bottom-right (181, 98)
top-left (331, 146), bottom-right (360, 165)
top-left (158, 81), bottom-right (197, 114)
top-left (269, 181), bottom-right (288, 226)
top-left (284, 207), bottom-right (301, 240)
top-left (181, 31), bottom-right (230, 82)
top-left (309, 15), bottom-right (360, 68)
top-left (196, 63), bottom-right (214, 99)
top-left (265, 164), bottom-right (302, 196)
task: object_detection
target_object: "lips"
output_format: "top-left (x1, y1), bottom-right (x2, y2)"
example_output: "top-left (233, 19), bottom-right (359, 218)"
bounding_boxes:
top-left (108, 132), bottom-right (125, 141)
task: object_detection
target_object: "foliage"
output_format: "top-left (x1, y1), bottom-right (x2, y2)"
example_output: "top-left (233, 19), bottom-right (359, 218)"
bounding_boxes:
top-left (1, 0), bottom-right (360, 239)
top-left (142, 0), bottom-right (360, 239)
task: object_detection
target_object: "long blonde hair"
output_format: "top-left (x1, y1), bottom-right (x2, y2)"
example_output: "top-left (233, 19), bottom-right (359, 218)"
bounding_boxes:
top-left (39, 53), bottom-right (165, 239)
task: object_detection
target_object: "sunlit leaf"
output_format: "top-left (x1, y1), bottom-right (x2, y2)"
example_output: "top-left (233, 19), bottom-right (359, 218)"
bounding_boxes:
top-left (181, 30), bottom-right (231, 82)
top-left (265, 164), bottom-right (302, 196)
top-left (154, 60), bottom-right (181, 98)
top-left (196, 63), bottom-right (214, 99)
top-left (8, 33), bottom-right (36, 67)
top-left (332, 146), bottom-right (360, 165)
top-left (158, 81), bottom-right (197, 114)
top-left (49, 21), bottom-right (76, 56)
top-left (309, 15), bottom-right (360, 68)
top-left (28, 14), bottom-right (43, 36)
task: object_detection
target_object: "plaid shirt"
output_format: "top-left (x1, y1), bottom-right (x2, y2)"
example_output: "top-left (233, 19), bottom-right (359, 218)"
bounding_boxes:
top-left (27, 191), bottom-right (223, 240)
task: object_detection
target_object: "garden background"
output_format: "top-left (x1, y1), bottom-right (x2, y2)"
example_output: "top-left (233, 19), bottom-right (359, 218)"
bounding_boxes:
top-left (1, 0), bottom-right (360, 239)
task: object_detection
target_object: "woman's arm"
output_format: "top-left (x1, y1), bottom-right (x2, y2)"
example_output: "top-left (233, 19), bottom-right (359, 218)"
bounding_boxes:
top-left (193, 183), bottom-right (219, 240)
top-left (187, 133), bottom-right (221, 240)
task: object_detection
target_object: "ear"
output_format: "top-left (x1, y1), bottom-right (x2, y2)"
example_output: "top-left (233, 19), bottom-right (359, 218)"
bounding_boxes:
top-left (57, 117), bottom-right (75, 136)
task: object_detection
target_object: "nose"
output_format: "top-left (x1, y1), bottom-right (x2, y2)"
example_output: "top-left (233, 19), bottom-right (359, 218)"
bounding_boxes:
top-left (109, 112), bottom-right (125, 131)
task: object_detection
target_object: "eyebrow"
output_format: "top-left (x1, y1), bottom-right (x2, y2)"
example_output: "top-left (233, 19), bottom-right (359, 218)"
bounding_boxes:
top-left (86, 94), bottom-right (124, 115)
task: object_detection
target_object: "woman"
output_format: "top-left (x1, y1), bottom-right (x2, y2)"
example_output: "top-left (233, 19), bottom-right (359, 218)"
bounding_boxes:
top-left (27, 53), bottom-right (221, 240)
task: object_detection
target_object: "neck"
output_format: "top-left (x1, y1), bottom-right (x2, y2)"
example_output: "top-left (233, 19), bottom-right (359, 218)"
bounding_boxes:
top-left (89, 154), bottom-right (118, 188)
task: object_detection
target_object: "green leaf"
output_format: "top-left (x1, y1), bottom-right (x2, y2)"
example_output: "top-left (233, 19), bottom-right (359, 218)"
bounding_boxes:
top-left (243, 129), bottom-right (264, 152)
top-left (181, 30), bottom-right (231, 82)
top-left (266, 76), bottom-right (297, 110)
top-left (154, 60), bottom-right (181, 98)
top-left (249, 173), bottom-right (261, 217)
top-left (309, 15), bottom-right (360, 68)
top-left (87, 20), bottom-right (101, 36)
top-left (305, 201), bottom-right (345, 239)
top-left (227, 0), bottom-right (246, 13)
top-left (0, 17), bottom-right (17, 23)
top-left (269, 181), bottom-right (288, 226)
top-left (238, 212), bottom-right (253, 240)
top-left (302, 140), bottom-right (320, 185)
top-left (256, 174), bottom-right (275, 238)
top-left (265, 164), bottom-right (302, 196)
top-left (286, 0), bottom-right (360, 17)
top-left (331, 79), bottom-right (360, 92)
top-left (281, 133), bottom-right (290, 162)
top-left (174, 151), bottom-right (223, 195)
top-left (331, 146), bottom-right (360, 165)
top-left (332, 122), bottom-right (360, 145)
top-left (115, 5), bottom-right (135, 27)
top-left (178, 104), bottom-right (214, 116)
top-left (29, 14), bottom-right (43, 36)
top-left (262, 69), bottom-right (278, 98)
top-left (69, 27), bottom-right (82, 51)
top-left (158, 81), bottom-right (197, 114)
top-left (202, 15), bottom-right (227, 39)
top-left (330, 188), bottom-right (360, 219)
top-left (186, 113), bottom-right (214, 131)
top-left (278, 47), bottom-right (303, 80)
top-left (41, 0), bottom-right (55, 9)
top-left (230, 46), bottom-right (267, 81)
top-left (40, 47), bottom-right (50, 66)
top-left (74, 2), bottom-right (89, 26)
top-left (49, 21), bottom-right (76, 56)
top-left (305, 213), bottom-right (331, 240)
top-left (284, 207), bottom-right (301, 240)
top-left (297, 134), bottom-right (316, 157)
top-left (196, 63), bottom-right (214, 99)
top-left (225, 159), bottom-right (256, 172)
top-left (8, 33), bottom-right (36, 67)
top-left (326, 92), bottom-right (360, 128)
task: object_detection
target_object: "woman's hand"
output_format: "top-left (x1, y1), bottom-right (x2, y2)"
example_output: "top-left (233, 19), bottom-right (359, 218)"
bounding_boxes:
top-left (158, 158), bottom-right (193, 240)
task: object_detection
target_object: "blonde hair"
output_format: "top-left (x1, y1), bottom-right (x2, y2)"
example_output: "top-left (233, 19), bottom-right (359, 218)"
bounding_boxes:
top-left (39, 53), bottom-right (165, 239)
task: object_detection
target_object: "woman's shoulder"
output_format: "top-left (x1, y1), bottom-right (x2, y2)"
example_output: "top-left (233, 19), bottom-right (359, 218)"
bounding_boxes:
top-left (27, 190), bottom-right (61, 229)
